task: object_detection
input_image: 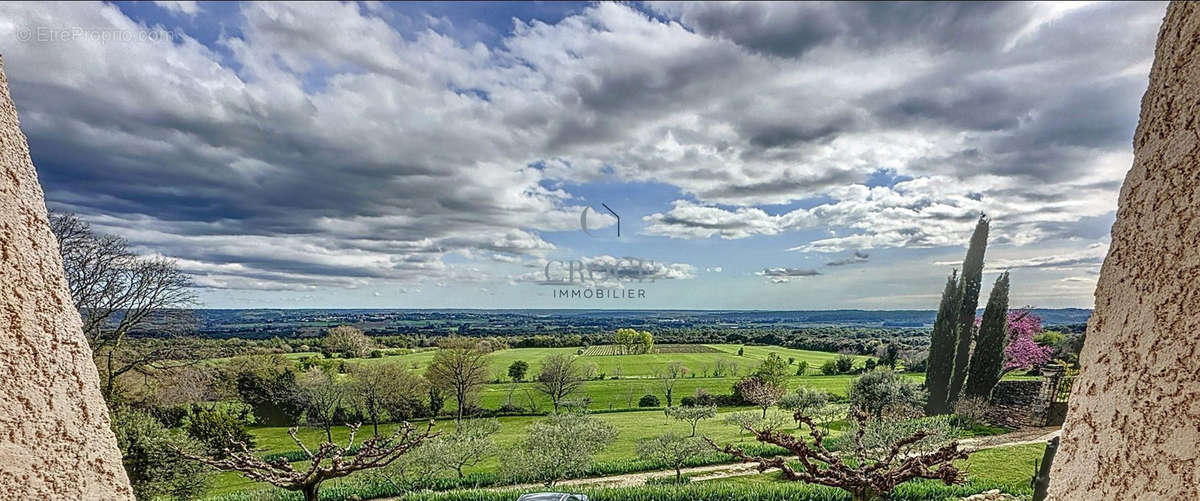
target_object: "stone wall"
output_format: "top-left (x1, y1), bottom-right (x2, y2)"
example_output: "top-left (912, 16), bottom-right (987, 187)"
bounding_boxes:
top-left (985, 380), bottom-right (1041, 428)
top-left (988, 380), bottom-right (1040, 407)
top-left (0, 57), bottom-right (133, 498)
top-left (1048, 2), bottom-right (1200, 498)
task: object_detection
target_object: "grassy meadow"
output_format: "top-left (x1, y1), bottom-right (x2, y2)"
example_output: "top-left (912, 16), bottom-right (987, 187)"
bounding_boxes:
top-left (281, 344), bottom-right (885, 411)
top-left (201, 344), bottom-right (1039, 499)
top-left (305, 343), bottom-right (874, 379)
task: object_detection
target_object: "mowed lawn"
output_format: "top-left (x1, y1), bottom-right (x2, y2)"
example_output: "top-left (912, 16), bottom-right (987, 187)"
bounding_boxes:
top-left (714, 442), bottom-right (1046, 496)
top-left (472, 373), bottom-right (918, 411)
top-left (299, 343), bottom-right (873, 379)
top-left (327, 344), bottom-right (883, 411)
top-left (207, 407), bottom-right (799, 496)
top-left (207, 412), bottom-right (1042, 498)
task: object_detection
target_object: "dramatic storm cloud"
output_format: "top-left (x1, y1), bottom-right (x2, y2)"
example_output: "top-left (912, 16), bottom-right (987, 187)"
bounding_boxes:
top-left (0, 1), bottom-right (1164, 308)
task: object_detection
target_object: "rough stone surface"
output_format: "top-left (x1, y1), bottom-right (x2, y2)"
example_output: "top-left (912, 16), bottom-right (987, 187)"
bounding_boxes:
top-left (959, 489), bottom-right (1020, 501)
top-left (0, 57), bottom-right (133, 498)
top-left (988, 380), bottom-right (1040, 407)
top-left (1048, 2), bottom-right (1200, 499)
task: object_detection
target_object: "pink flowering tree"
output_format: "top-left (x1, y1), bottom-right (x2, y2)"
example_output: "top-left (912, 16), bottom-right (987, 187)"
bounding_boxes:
top-left (1001, 311), bottom-right (1052, 373)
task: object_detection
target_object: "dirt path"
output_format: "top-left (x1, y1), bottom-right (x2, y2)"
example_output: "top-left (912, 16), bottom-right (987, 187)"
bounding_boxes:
top-left (393, 426), bottom-right (1062, 494)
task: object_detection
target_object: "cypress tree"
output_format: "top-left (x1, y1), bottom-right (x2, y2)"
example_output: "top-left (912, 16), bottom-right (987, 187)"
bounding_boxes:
top-left (924, 270), bottom-right (961, 415)
top-left (947, 215), bottom-right (989, 407)
top-left (964, 272), bottom-right (1010, 399)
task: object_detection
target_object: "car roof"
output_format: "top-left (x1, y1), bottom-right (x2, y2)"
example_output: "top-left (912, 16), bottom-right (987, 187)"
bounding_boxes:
top-left (516, 494), bottom-right (581, 501)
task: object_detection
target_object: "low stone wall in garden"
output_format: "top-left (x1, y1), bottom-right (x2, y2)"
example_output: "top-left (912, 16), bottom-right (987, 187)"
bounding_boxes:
top-left (986, 380), bottom-right (1042, 427)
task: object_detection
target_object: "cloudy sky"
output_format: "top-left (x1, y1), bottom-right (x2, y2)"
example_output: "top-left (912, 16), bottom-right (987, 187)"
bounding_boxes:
top-left (0, 1), bottom-right (1166, 309)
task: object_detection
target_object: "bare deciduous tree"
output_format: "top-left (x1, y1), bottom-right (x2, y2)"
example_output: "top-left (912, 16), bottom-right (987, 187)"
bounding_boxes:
top-left (299, 367), bottom-right (344, 442)
top-left (50, 211), bottom-right (199, 401)
top-left (657, 361), bottom-right (688, 408)
top-left (737, 376), bottom-right (786, 418)
top-left (178, 421), bottom-right (435, 501)
top-left (348, 363), bottom-right (414, 436)
top-left (535, 354), bottom-right (585, 413)
top-left (425, 336), bottom-right (493, 423)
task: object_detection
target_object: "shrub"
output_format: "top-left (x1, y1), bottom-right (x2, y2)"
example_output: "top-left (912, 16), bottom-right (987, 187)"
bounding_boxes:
top-left (638, 394), bottom-right (661, 407)
top-left (185, 406), bottom-right (256, 458)
top-left (953, 396), bottom-right (991, 428)
top-left (795, 360), bottom-right (809, 376)
top-left (111, 407), bottom-right (211, 500)
top-left (835, 354), bottom-right (855, 374)
top-left (691, 388), bottom-right (716, 407)
top-left (864, 358), bottom-right (877, 371)
top-left (680, 396), bottom-right (697, 407)
top-left (820, 360), bottom-right (838, 375)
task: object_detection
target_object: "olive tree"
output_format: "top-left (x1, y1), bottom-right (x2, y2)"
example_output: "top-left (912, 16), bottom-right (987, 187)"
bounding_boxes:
top-left (179, 421), bottom-right (434, 501)
top-left (708, 410), bottom-right (966, 501)
top-left (506, 412), bottom-right (617, 487)
top-left (848, 369), bottom-right (925, 422)
top-left (778, 387), bottom-right (830, 428)
top-left (419, 418), bottom-right (501, 478)
top-left (637, 432), bottom-right (709, 482)
top-left (666, 405), bottom-right (717, 437)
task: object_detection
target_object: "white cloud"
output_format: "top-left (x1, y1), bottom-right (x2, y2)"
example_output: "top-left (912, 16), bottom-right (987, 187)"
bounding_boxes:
top-left (0, 1), bottom-right (1161, 298)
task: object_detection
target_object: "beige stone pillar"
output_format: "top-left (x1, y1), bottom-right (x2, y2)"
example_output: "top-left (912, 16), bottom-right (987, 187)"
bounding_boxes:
top-left (1048, 2), bottom-right (1200, 498)
top-left (0, 56), bottom-right (133, 498)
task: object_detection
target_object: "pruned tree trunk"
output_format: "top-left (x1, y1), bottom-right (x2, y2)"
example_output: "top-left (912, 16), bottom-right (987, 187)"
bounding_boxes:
top-left (301, 482), bottom-right (320, 501)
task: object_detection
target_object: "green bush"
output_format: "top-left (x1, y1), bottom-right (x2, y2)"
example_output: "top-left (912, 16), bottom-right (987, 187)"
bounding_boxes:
top-left (834, 354), bottom-right (854, 374)
top-left (638, 394), bottom-right (660, 407)
top-left (185, 406), bottom-right (256, 458)
top-left (111, 407), bottom-right (211, 500)
top-left (820, 360), bottom-right (838, 376)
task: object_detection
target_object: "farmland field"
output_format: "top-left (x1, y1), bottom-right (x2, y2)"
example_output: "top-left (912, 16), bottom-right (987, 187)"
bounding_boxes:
top-left (204, 410), bottom-right (1041, 499)
top-left (582, 343), bottom-right (723, 356)
top-left (300, 344), bottom-right (873, 380)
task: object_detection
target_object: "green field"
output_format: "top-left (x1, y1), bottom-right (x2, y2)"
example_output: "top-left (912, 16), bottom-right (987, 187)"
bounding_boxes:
top-left (299, 344), bottom-right (873, 379)
top-left (207, 407), bottom-right (794, 496)
top-left (471, 373), bottom-right (916, 412)
top-left (278, 344), bottom-right (883, 412)
top-left (207, 413), bottom-right (1042, 499)
top-left (200, 344), bottom-right (1042, 499)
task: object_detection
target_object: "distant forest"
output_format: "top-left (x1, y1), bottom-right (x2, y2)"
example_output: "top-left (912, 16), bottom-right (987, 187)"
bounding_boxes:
top-left (127, 308), bottom-right (1090, 356)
